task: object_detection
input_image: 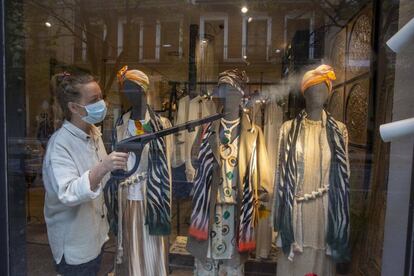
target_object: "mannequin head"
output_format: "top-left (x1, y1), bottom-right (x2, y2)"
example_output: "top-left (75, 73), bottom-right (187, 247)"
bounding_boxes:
top-left (216, 69), bottom-right (247, 120)
top-left (117, 66), bottom-right (149, 120)
top-left (303, 82), bottom-right (329, 109)
top-left (301, 64), bottom-right (336, 120)
top-left (121, 79), bottom-right (147, 120)
top-left (217, 83), bottom-right (243, 120)
top-left (122, 79), bottom-right (147, 107)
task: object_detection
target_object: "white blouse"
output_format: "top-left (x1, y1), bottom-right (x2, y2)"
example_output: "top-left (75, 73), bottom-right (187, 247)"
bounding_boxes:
top-left (42, 121), bottom-right (109, 265)
top-left (126, 119), bottom-right (149, 201)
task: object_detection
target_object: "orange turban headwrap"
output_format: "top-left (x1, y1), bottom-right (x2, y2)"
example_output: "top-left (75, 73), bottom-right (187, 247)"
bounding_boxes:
top-left (117, 65), bottom-right (149, 93)
top-left (301, 64), bottom-right (336, 94)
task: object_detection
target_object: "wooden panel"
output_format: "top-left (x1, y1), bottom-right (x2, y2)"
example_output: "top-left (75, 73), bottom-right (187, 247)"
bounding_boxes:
top-left (345, 78), bottom-right (370, 146)
top-left (330, 28), bottom-right (347, 84)
top-left (346, 12), bottom-right (372, 80)
top-left (327, 86), bottom-right (345, 122)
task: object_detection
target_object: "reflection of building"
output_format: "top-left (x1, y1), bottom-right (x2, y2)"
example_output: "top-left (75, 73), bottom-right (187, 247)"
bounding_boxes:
top-left (24, 0), bottom-right (329, 135)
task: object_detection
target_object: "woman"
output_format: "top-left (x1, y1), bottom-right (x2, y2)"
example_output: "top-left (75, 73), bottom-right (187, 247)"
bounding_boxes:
top-left (43, 71), bottom-right (128, 276)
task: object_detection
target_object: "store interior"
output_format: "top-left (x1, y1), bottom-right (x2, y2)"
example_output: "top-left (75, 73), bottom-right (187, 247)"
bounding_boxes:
top-left (5, 0), bottom-right (406, 275)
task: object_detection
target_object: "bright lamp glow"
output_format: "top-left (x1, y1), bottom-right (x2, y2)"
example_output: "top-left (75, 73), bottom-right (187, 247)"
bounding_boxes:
top-left (45, 22), bottom-right (52, 28)
top-left (241, 6), bottom-right (248, 13)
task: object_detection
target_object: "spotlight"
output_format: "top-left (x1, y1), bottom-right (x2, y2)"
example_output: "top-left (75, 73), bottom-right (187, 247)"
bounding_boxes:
top-left (162, 44), bottom-right (172, 48)
top-left (241, 6), bottom-right (248, 13)
top-left (275, 49), bottom-right (281, 54)
top-left (45, 22), bottom-right (52, 28)
top-left (243, 55), bottom-right (247, 59)
top-left (201, 39), bottom-right (208, 44)
top-left (248, 17), bottom-right (253, 23)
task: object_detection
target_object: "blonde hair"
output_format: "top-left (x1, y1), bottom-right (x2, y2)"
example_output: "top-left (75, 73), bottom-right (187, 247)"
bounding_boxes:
top-left (53, 72), bottom-right (95, 120)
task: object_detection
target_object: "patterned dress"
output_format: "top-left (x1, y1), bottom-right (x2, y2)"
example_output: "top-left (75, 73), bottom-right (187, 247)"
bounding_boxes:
top-left (194, 126), bottom-right (244, 276)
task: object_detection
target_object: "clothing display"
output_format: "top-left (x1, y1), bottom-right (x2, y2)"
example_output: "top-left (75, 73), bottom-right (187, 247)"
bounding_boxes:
top-left (274, 110), bottom-right (350, 275)
top-left (123, 200), bottom-right (168, 276)
top-left (187, 111), bottom-right (272, 271)
top-left (175, 95), bottom-right (216, 181)
top-left (255, 93), bottom-right (286, 259)
top-left (115, 109), bottom-right (173, 276)
top-left (209, 118), bottom-right (239, 260)
top-left (172, 95), bottom-right (189, 168)
top-left (113, 66), bottom-right (173, 276)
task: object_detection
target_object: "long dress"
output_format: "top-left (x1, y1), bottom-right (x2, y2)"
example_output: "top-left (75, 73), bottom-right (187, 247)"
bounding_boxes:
top-left (277, 117), bottom-right (337, 276)
top-left (117, 115), bottom-right (171, 276)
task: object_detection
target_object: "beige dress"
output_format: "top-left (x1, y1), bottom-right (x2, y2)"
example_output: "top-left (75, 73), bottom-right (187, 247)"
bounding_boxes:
top-left (276, 116), bottom-right (348, 276)
top-left (116, 111), bottom-right (173, 276)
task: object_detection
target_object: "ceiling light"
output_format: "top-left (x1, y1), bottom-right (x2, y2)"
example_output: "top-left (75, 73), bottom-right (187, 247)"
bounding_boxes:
top-left (162, 44), bottom-right (172, 48)
top-left (45, 22), bottom-right (52, 28)
top-left (201, 39), bottom-right (208, 44)
top-left (248, 17), bottom-right (253, 23)
top-left (243, 55), bottom-right (247, 59)
top-left (275, 49), bottom-right (281, 54)
top-left (241, 6), bottom-right (248, 13)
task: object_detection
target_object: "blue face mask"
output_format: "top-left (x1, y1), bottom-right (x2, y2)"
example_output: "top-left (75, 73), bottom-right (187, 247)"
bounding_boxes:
top-left (79, 99), bottom-right (107, 125)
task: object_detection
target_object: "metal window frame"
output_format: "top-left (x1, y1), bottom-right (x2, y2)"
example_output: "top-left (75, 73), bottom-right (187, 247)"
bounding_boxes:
top-left (0, 0), bottom-right (9, 274)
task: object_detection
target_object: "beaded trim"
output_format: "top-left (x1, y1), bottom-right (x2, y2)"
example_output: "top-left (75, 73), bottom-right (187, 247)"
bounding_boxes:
top-left (119, 173), bottom-right (147, 187)
top-left (295, 185), bottom-right (329, 202)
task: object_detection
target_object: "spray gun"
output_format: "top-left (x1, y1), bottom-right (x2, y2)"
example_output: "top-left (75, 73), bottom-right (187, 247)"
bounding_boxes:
top-left (110, 112), bottom-right (225, 180)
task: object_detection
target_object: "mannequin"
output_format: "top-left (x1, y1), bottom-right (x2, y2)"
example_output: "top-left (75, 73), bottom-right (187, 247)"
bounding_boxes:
top-left (187, 69), bottom-right (271, 276)
top-left (124, 80), bottom-right (147, 120)
top-left (273, 65), bottom-right (350, 276)
top-left (115, 67), bottom-right (173, 276)
top-left (303, 84), bottom-right (328, 121)
top-left (217, 83), bottom-right (243, 121)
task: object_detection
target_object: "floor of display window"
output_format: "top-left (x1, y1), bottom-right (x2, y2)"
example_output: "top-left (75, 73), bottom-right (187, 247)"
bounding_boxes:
top-left (27, 224), bottom-right (277, 276)
top-left (26, 187), bottom-right (277, 275)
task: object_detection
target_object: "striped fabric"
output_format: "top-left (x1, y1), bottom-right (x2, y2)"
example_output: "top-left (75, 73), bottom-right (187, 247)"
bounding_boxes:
top-left (189, 123), bottom-right (259, 252)
top-left (325, 113), bottom-right (350, 261)
top-left (274, 110), bottom-right (350, 262)
top-left (238, 140), bottom-right (257, 252)
top-left (146, 107), bottom-right (171, 235)
top-left (189, 123), bottom-right (215, 240)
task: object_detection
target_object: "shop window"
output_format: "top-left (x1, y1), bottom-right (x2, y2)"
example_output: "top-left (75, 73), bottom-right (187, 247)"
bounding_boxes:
top-left (2, 1), bottom-right (413, 275)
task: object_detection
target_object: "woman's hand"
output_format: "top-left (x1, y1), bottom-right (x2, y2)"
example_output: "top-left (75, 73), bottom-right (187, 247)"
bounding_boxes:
top-left (89, 151), bottom-right (128, 191)
top-left (101, 151), bottom-right (129, 173)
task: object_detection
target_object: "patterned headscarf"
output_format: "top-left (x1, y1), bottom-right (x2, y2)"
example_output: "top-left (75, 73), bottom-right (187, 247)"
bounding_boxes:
top-left (218, 69), bottom-right (248, 95)
top-left (117, 65), bottom-right (149, 93)
top-left (301, 64), bottom-right (336, 94)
